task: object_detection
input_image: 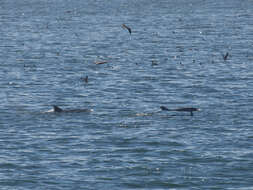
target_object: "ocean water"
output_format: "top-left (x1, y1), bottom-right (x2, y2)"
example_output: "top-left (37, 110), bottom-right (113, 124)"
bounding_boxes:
top-left (1, 0), bottom-right (253, 189)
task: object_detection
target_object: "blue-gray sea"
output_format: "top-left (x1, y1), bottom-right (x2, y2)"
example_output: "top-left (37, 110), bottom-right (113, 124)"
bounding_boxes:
top-left (1, 0), bottom-right (253, 189)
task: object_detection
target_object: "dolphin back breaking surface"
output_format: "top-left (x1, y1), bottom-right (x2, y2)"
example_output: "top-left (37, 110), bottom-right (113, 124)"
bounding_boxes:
top-left (50, 105), bottom-right (93, 113)
top-left (160, 106), bottom-right (199, 116)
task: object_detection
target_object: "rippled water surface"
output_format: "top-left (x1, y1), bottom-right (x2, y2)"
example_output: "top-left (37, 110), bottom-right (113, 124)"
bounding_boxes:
top-left (1, 0), bottom-right (253, 189)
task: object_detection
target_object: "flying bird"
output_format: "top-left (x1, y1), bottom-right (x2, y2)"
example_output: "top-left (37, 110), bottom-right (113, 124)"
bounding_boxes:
top-left (94, 61), bottom-right (108, 65)
top-left (122, 24), bottom-right (132, 35)
top-left (81, 76), bottom-right (88, 83)
top-left (223, 52), bottom-right (229, 61)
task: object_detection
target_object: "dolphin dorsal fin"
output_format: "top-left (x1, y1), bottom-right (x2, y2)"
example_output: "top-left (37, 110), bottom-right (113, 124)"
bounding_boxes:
top-left (53, 105), bottom-right (63, 112)
top-left (160, 106), bottom-right (169, 111)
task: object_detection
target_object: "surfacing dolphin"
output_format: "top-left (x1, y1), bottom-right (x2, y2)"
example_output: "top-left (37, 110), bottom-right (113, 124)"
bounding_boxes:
top-left (160, 106), bottom-right (199, 116)
top-left (52, 105), bottom-right (93, 113)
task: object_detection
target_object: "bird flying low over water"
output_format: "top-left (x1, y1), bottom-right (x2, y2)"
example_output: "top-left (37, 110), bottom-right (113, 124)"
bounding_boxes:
top-left (80, 76), bottom-right (88, 83)
top-left (160, 106), bottom-right (199, 116)
top-left (122, 24), bottom-right (132, 35)
top-left (94, 61), bottom-right (108, 65)
top-left (223, 52), bottom-right (229, 61)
